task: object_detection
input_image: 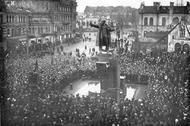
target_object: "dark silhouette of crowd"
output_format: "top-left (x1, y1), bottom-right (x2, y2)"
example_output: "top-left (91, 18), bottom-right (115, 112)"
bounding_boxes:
top-left (2, 47), bottom-right (190, 126)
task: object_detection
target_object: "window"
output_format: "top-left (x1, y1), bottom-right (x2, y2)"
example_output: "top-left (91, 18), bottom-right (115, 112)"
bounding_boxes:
top-left (144, 31), bottom-right (147, 37)
top-left (41, 27), bottom-right (43, 33)
top-left (172, 17), bottom-right (179, 24)
top-left (33, 27), bottom-right (35, 34)
top-left (180, 24), bottom-right (185, 37)
top-left (22, 28), bottom-right (25, 35)
top-left (149, 17), bottom-right (153, 26)
top-left (9, 15), bottom-right (11, 23)
top-left (57, 3), bottom-right (59, 11)
top-left (21, 28), bottom-right (23, 35)
top-left (23, 16), bottom-right (25, 23)
top-left (162, 17), bottom-right (166, 26)
top-left (144, 17), bottom-right (148, 26)
top-left (12, 29), bottom-right (14, 37)
top-left (19, 16), bottom-right (20, 23)
top-left (46, 2), bottom-right (49, 10)
top-left (0, 14), bottom-right (2, 23)
top-left (15, 16), bottom-right (17, 22)
top-left (12, 16), bottom-right (14, 23)
top-left (21, 16), bottom-right (22, 23)
top-left (18, 28), bottom-right (21, 35)
top-left (7, 29), bottom-right (10, 36)
top-left (38, 27), bottom-right (40, 34)
top-left (29, 28), bottom-right (31, 34)
top-left (7, 15), bottom-right (9, 22)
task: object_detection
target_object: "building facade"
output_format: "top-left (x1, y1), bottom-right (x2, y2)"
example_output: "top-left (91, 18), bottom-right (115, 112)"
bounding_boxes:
top-left (138, 1), bottom-right (190, 52)
top-left (1, 0), bottom-right (77, 49)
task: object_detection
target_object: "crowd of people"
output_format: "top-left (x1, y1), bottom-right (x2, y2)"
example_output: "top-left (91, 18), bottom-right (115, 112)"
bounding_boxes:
top-left (2, 35), bottom-right (190, 126)
top-left (3, 49), bottom-right (98, 125)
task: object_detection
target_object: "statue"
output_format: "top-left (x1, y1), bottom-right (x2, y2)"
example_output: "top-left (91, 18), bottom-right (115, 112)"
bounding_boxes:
top-left (90, 20), bottom-right (114, 52)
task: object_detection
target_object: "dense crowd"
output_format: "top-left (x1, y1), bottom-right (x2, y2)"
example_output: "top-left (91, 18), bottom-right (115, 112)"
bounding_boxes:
top-left (2, 42), bottom-right (190, 126)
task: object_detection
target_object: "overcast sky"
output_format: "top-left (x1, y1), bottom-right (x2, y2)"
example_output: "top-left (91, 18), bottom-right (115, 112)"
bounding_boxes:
top-left (76, 0), bottom-right (188, 12)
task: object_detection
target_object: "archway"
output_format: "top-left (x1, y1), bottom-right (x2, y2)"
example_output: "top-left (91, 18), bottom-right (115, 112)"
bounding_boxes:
top-left (183, 44), bottom-right (190, 53)
top-left (174, 43), bottom-right (181, 52)
top-left (172, 17), bottom-right (179, 24)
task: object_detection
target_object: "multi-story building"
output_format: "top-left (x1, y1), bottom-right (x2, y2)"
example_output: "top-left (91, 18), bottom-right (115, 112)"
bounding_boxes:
top-left (138, 1), bottom-right (190, 52)
top-left (1, 2), bottom-right (30, 49)
top-left (1, 0), bottom-right (77, 50)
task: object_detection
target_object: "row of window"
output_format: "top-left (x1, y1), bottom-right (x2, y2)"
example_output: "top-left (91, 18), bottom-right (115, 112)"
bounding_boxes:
top-left (54, 15), bottom-right (72, 22)
top-left (7, 28), bottom-right (27, 37)
top-left (0, 14), bottom-right (27, 24)
top-left (144, 17), bottom-right (166, 26)
top-left (6, 25), bottom-right (71, 37)
top-left (53, 2), bottom-right (72, 12)
top-left (38, 1), bottom-right (73, 12)
top-left (0, 13), bottom-right (73, 24)
top-left (6, 14), bottom-right (27, 23)
top-left (28, 26), bottom-right (51, 35)
top-left (54, 25), bottom-right (71, 32)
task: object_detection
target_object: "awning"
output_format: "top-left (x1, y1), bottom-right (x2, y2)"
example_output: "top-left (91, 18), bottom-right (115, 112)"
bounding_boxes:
top-left (27, 35), bottom-right (36, 39)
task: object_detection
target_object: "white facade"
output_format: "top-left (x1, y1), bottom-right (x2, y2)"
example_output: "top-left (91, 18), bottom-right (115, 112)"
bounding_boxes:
top-left (138, 2), bottom-right (190, 52)
top-left (168, 22), bottom-right (190, 52)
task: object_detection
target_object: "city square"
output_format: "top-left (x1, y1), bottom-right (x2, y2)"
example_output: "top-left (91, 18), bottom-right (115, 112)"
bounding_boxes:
top-left (0, 0), bottom-right (190, 126)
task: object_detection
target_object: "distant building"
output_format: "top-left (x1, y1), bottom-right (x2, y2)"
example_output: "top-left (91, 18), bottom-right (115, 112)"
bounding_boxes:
top-left (84, 6), bottom-right (138, 29)
top-left (76, 14), bottom-right (115, 32)
top-left (138, 1), bottom-right (190, 52)
top-left (1, 0), bottom-right (77, 48)
top-left (82, 16), bottom-right (99, 29)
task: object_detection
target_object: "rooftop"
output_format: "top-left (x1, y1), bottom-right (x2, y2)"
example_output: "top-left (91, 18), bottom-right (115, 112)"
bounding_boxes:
top-left (139, 2), bottom-right (190, 14)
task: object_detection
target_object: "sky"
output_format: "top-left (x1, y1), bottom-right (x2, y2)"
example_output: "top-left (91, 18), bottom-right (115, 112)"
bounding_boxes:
top-left (76, 0), bottom-right (188, 12)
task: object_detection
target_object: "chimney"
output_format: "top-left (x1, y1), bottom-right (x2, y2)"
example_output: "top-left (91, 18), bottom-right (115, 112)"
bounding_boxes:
top-left (170, 2), bottom-right (174, 6)
top-left (157, 2), bottom-right (161, 7)
top-left (187, 2), bottom-right (190, 7)
top-left (153, 2), bottom-right (157, 6)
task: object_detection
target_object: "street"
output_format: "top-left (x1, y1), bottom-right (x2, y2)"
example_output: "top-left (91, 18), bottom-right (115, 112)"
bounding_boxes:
top-left (55, 32), bottom-right (99, 57)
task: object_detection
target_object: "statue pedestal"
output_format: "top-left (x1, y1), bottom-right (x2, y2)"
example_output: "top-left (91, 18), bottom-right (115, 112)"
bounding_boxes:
top-left (96, 52), bottom-right (120, 103)
top-left (96, 52), bottom-right (113, 62)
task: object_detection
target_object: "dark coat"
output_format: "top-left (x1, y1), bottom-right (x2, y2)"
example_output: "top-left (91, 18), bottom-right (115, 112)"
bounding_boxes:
top-left (91, 23), bottom-right (114, 48)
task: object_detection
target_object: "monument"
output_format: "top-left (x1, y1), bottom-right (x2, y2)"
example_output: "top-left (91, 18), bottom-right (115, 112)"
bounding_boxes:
top-left (91, 19), bottom-right (120, 103)
top-left (90, 20), bottom-right (115, 52)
